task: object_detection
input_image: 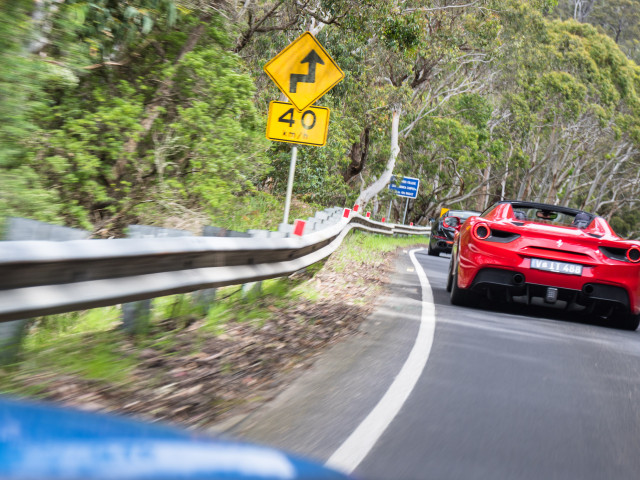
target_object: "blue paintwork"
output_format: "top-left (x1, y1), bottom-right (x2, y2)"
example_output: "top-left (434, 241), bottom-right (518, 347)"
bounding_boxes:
top-left (0, 396), bottom-right (350, 479)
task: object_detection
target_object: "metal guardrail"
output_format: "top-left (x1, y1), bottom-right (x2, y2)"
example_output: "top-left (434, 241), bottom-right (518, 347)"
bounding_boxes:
top-left (0, 213), bottom-right (429, 322)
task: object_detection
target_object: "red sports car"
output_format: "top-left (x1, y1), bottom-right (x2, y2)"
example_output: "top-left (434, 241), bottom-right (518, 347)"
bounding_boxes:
top-left (446, 201), bottom-right (640, 330)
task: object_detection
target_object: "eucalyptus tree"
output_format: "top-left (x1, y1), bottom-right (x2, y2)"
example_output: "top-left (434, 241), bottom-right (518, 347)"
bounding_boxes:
top-left (491, 15), bottom-right (640, 226)
top-left (553, 0), bottom-right (640, 62)
top-left (344, 0), bottom-right (510, 212)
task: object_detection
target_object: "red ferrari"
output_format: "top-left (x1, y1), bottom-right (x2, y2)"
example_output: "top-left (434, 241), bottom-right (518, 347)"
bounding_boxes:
top-left (446, 201), bottom-right (640, 330)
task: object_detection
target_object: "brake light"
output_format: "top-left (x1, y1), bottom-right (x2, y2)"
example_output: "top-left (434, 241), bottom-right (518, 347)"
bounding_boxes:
top-left (627, 246), bottom-right (640, 263)
top-left (473, 223), bottom-right (490, 240)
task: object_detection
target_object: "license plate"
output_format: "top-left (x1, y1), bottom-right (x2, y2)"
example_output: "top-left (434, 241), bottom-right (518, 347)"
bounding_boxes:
top-left (530, 258), bottom-right (583, 276)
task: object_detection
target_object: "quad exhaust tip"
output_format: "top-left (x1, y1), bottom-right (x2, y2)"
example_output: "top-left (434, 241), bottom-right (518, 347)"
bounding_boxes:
top-left (512, 273), bottom-right (525, 285)
top-left (582, 284), bottom-right (595, 296)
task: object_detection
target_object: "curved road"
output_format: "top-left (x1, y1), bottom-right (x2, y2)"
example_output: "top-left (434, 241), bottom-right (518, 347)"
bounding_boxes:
top-left (231, 249), bottom-right (640, 479)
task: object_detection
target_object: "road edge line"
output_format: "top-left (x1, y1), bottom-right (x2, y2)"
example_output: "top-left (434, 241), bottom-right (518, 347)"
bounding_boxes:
top-left (324, 248), bottom-right (437, 474)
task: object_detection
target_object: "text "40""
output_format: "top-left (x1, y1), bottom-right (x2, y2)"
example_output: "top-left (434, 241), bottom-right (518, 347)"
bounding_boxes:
top-left (278, 108), bottom-right (317, 130)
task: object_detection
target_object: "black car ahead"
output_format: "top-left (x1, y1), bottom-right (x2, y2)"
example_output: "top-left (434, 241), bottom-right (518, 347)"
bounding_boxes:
top-left (427, 209), bottom-right (480, 256)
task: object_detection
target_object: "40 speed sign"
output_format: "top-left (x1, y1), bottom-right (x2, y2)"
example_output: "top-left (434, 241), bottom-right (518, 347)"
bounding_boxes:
top-left (266, 101), bottom-right (330, 147)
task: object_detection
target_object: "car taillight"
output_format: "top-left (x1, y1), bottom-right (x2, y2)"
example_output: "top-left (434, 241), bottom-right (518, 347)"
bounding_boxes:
top-left (626, 246), bottom-right (640, 263)
top-left (473, 223), bottom-right (490, 240)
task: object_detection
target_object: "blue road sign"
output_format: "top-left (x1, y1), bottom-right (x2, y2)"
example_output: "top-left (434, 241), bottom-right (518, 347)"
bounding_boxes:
top-left (388, 175), bottom-right (420, 199)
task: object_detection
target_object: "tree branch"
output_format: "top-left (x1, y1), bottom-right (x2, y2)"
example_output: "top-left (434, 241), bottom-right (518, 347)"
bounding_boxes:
top-left (402, 1), bottom-right (478, 15)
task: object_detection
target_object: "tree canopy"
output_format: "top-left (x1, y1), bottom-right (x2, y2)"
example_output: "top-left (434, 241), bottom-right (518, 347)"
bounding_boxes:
top-left (2, 0), bottom-right (640, 237)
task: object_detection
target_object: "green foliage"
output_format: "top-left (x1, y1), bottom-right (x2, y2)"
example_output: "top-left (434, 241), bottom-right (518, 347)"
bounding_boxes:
top-left (25, 307), bottom-right (121, 350)
top-left (62, 0), bottom-right (177, 59)
top-left (1, 3), bottom-right (271, 232)
top-left (610, 209), bottom-right (640, 238)
top-left (3, 0), bottom-right (640, 234)
top-left (382, 15), bottom-right (422, 53)
top-left (208, 191), bottom-right (323, 231)
top-left (167, 39), bottom-right (268, 216)
top-left (552, 0), bottom-right (640, 63)
top-left (455, 94), bottom-right (493, 129)
top-left (1, 307), bottom-right (134, 385)
top-left (0, 166), bottom-right (62, 224)
top-left (0, 0), bottom-right (47, 166)
top-left (35, 80), bottom-right (145, 227)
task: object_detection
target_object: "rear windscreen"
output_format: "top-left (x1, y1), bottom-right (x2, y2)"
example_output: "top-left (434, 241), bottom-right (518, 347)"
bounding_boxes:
top-left (512, 207), bottom-right (589, 228)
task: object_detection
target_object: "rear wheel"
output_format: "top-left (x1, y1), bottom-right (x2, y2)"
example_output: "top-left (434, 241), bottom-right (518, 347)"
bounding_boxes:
top-left (450, 267), bottom-right (477, 307)
top-left (616, 311), bottom-right (640, 331)
top-left (427, 241), bottom-right (439, 256)
top-left (446, 260), bottom-right (454, 292)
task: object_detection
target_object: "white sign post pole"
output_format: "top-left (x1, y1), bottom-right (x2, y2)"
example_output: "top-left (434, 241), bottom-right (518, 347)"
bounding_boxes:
top-left (283, 146), bottom-right (298, 224)
top-left (402, 197), bottom-right (409, 224)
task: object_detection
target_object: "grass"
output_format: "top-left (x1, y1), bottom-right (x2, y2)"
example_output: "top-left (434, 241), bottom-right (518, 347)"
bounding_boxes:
top-left (24, 307), bottom-right (121, 351)
top-left (0, 230), bottom-right (428, 398)
top-left (2, 330), bottom-right (136, 387)
top-left (211, 192), bottom-right (324, 231)
top-left (329, 231), bottom-right (428, 272)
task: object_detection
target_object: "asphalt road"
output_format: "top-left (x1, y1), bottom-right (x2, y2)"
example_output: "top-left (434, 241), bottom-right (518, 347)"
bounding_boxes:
top-left (231, 249), bottom-right (640, 479)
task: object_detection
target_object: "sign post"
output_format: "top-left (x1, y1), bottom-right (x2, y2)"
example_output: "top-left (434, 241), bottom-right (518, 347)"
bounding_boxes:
top-left (283, 146), bottom-right (298, 224)
top-left (388, 175), bottom-right (420, 225)
top-left (402, 198), bottom-right (410, 224)
top-left (263, 32), bottom-right (344, 225)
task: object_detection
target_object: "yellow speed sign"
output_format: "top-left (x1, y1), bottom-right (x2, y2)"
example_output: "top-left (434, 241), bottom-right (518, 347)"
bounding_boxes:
top-left (266, 101), bottom-right (330, 147)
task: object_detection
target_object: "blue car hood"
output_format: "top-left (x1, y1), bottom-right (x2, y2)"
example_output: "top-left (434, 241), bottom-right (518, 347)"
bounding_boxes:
top-left (0, 396), bottom-right (349, 480)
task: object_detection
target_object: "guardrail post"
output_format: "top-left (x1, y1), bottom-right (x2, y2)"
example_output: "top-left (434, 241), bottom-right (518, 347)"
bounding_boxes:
top-left (202, 225), bottom-right (261, 305)
top-left (278, 223), bottom-right (293, 236)
top-left (199, 225), bottom-right (252, 314)
top-left (122, 225), bottom-right (192, 334)
top-left (192, 289), bottom-right (217, 316)
top-left (242, 229), bottom-right (265, 298)
top-left (0, 321), bottom-right (28, 366)
top-left (241, 282), bottom-right (262, 298)
top-left (121, 300), bottom-right (152, 334)
top-left (0, 218), bottom-right (89, 364)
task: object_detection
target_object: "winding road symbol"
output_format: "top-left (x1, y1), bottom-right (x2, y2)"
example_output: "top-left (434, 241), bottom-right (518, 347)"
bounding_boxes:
top-left (289, 50), bottom-right (325, 93)
top-left (263, 32), bottom-right (344, 111)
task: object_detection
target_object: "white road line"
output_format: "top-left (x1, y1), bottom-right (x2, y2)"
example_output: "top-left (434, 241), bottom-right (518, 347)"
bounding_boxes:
top-left (325, 248), bottom-right (437, 474)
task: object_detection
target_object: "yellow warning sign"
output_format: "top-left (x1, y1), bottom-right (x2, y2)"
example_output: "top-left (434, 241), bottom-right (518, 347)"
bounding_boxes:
top-left (263, 32), bottom-right (345, 112)
top-left (266, 101), bottom-right (330, 147)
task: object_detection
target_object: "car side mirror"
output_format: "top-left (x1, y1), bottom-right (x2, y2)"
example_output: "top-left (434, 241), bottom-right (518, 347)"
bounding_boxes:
top-left (443, 216), bottom-right (460, 228)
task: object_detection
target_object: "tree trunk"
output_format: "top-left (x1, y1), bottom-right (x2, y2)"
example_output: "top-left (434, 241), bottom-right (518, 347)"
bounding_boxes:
top-left (517, 135), bottom-right (541, 199)
top-left (344, 127), bottom-right (370, 182)
top-left (500, 142), bottom-right (514, 200)
top-left (355, 106), bottom-right (401, 207)
top-left (477, 160), bottom-right (491, 211)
